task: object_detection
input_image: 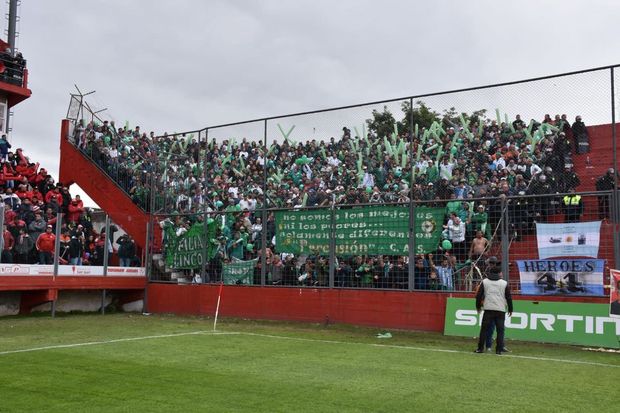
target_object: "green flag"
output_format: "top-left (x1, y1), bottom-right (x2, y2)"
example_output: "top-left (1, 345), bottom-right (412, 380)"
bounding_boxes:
top-left (222, 258), bottom-right (258, 285)
top-left (164, 220), bottom-right (216, 269)
top-left (274, 206), bottom-right (445, 255)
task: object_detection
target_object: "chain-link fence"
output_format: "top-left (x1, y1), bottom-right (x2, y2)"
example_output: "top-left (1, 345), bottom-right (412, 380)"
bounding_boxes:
top-left (64, 65), bottom-right (620, 295)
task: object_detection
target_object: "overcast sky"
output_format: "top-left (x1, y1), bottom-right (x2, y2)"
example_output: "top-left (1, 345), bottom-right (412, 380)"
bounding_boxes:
top-left (7, 0), bottom-right (620, 206)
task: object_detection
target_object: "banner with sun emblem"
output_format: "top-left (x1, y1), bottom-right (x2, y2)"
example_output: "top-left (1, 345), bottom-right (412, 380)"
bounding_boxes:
top-left (516, 259), bottom-right (605, 296)
top-left (274, 206), bottom-right (445, 256)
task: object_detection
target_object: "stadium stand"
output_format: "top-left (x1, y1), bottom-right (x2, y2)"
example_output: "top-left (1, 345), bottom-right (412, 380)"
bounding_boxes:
top-left (64, 106), bottom-right (615, 290)
top-left (0, 145), bottom-right (138, 266)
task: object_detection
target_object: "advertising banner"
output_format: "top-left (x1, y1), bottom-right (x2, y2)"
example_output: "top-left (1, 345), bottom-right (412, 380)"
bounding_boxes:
top-left (275, 206), bottom-right (445, 256)
top-left (0, 264), bottom-right (146, 277)
top-left (516, 259), bottom-right (605, 296)
top-left (610, 269), bottom-right (620, 318)
top-left (536, 221), bottom-right (601, 259)
top-left (444, 297), bottom-right (620, 348)
top-left (222, 258), bottom-right (258, 285)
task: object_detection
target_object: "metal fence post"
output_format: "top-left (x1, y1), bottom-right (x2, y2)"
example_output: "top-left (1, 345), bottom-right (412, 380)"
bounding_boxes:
top-left (408, 97), bottom-right (416, 291)
top-left (610, 67), bottom-right (620, 269)
top-left (51, 212), bottom-right (63, 318)
top-left (201, 210), bottom-right (209, 283)
top-left (101, 214), bottom-right (110, 314)
top-left (260, 119), bottom-right (268, 286)
top-left (143, 218), bottom-right (151, 313)
top-left (0, 204), bottom-right (4, 262)
top-left (408, 200), bottom-right (416, 291)
top-left (501, 197), bottom-right (510, 284)
top-left (329, 205), bottom-right (336, 288)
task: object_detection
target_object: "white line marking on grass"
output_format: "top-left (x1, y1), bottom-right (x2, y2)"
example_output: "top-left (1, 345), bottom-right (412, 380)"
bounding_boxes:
top-left (234, 332), bottom-right (620, 369)
top-left (0, 331), bottom-right (240, 356)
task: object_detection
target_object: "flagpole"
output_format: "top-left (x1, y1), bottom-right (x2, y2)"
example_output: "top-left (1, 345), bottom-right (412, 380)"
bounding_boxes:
top-left (213, 281), bottom-right (224, 332)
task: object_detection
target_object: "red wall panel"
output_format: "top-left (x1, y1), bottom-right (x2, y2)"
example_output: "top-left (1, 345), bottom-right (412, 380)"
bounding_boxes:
top-left (146, 284), bottom-right (608, 332)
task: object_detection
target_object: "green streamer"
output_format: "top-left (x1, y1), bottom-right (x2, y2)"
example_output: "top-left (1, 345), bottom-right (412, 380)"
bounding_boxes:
top-left (277, 124), bottom-right (296, 143)
top-left (424, 143), bottom-right (438, 153)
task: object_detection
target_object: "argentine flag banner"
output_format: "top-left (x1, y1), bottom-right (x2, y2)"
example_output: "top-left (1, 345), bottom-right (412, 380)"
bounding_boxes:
top-left (516, 259), bottom-right (605, 296)
top-left (536, 221), bottom-right (601, 259)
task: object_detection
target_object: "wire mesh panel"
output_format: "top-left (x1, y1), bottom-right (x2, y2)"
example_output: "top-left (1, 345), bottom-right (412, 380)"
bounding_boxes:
top-left (265, 100), bottom-right (412, 210)
top-left (506, 192), bottom-right (613, 296)
top-left (333, 202), bottom-right (411, 290)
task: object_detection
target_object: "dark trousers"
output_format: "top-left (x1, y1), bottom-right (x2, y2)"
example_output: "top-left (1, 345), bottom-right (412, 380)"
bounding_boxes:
top-left (39, 251), bottom-right (53, 265)
top-left (477, 310), bottom-right (506, 351)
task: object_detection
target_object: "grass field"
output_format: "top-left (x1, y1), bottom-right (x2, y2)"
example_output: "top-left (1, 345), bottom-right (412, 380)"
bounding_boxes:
top-left (1, 314), bottom-right (618, 412)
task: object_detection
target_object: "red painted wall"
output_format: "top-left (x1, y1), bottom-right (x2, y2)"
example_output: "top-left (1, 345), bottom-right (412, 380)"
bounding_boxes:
top-left (146, 284), bottom-right (608, 332)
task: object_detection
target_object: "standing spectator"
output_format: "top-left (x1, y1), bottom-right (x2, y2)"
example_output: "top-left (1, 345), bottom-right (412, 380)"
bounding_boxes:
top-left (14, 227), bottom-right (34, 263)
top-left (69, 234), bottom-right (84, 265)
top-left (562, 189), bottom-right (583, 223)
top-left (1, 224), bottom-right (14, 263)
top-left (28, 211), bottom-right (47, 243)
top-left (571, 115), bottom-right (590, 154)
top-left (2, 187), bottom-right (21, 210)
top-left (58, 229), bottom-right (71, 264)
top-left (94, 232), bottom-right (113, 266)
top-left (430, 253), bottom-right (454, 290)
top-left (469, 230), bottom-right (490, 264)
top-left (474, 265), bottom-right (513, 355)
top-left (413, 255), bottom-right (429, 290)
top-left (36, 224), bottom-right (56, 264)
top-left (595, 168), bottom-right (616, 219)
top-left (117, 234), bottom-right (136, 267)
top-left (67, 195), bottom-right (84, 224)
top-left (446, 213), bottom-right (466, 263)
top-left (0, 134), bottom-right (11, 161)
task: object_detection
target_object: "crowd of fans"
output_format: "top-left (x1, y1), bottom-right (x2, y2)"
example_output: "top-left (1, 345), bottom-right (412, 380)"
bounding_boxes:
top-left (0, 140), bottom-right (137, 266)
top-left (71, 110), bottom-right (602, 289)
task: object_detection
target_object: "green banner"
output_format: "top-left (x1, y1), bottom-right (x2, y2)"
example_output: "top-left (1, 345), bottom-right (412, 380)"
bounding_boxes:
top-left (222, 258), bottom-right (258, 285)
top-left (163, 219), bottom-right (216, 269)
top-left (444, 297), bottom-right (620, 348)
top-left (275, 206), bottom-right (444, 256)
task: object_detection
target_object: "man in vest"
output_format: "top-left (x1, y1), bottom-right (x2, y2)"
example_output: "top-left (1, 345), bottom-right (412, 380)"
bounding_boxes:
top-left (562, 189), bottom-right (583, 223)
top-left (474, 263), bottom-right (513, 355)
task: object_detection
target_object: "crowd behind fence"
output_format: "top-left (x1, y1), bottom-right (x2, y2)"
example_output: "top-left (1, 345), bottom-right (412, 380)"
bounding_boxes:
top-left (64, 65), bottom-right (620, 294)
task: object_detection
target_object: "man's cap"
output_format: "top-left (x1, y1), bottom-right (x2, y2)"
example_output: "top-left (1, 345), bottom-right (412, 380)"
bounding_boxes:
top-left (486, 256), bottom-right (499, 265)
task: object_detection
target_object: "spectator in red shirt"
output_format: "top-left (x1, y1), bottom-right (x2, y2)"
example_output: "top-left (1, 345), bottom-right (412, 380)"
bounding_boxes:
top-left (36, 224), bottom-right (56, 264)
top-left (2, 225), bottom-right (14, 263)
top-left (45, 185), bottom-right (63, 205)
top-left (15, 183), bottom-right (32, 201)
top-left (67, 196), bottom-right (84, 223)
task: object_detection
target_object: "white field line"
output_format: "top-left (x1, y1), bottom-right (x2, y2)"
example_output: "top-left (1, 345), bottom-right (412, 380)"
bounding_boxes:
top-left (1, 329), bottom-right (618, 369)
top-left (234, 331), bottom-right (620, 369)
top-left (0, 331), bottom-right (239, 356)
